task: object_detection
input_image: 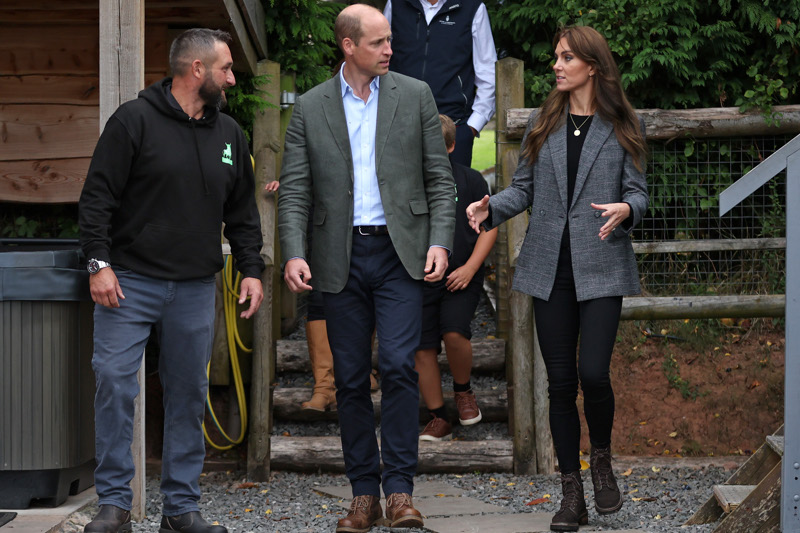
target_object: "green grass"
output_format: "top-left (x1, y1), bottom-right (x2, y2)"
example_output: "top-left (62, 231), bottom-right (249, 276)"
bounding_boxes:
top-left (470, 129), bottom-right (496, 172)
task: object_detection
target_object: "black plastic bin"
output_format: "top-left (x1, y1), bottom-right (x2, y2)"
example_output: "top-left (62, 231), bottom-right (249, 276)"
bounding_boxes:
top-left (0, 243), bottom-right (95, 508)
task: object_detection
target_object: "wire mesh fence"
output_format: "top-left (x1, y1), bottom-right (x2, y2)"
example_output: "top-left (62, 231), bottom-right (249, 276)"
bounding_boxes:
top-left (636, 135), bottom-right (789, 296)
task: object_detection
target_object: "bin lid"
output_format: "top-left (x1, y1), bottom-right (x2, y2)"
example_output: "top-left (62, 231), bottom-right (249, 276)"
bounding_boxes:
top-left (0, 249), bottom-right (81, 269)
top-left (0, 250), bottom-right (89, 301)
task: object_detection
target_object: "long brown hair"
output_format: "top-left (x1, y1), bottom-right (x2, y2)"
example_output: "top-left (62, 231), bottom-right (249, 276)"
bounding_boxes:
top-left (521, 26), bottom-right (647, 172)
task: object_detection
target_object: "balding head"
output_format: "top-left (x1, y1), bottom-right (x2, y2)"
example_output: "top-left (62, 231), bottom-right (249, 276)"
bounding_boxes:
top-left (335, 4), bottom-right (385, 52)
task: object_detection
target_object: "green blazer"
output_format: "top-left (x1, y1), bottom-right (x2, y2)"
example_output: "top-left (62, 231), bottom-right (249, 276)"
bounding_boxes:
top-left (278, 71), bottom-right (456, 293)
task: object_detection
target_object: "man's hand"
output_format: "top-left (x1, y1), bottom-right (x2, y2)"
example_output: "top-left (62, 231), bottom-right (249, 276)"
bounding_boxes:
top-left (466, 195), bottom-right (490, 234)
top-left (89, 268), bottom-right (125, 308)
top-left (238, 277), bottom-right (264, 319)
top-left (284, 258), bottom-right (313, 293)
top-left (424, 247), bottom-right (449, 282)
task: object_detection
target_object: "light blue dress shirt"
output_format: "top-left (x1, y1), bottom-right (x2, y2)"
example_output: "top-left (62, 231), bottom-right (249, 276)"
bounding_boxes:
top-left (340, 67), bottom-right (385, 226)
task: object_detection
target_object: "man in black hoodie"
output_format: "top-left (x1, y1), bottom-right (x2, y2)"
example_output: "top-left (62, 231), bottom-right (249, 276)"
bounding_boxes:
top-left (79, 29), bottom-right (264, 533)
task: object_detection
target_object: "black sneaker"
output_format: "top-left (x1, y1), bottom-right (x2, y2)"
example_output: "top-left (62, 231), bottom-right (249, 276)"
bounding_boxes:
top-left (590, 446), bottom-right (623, 514)
top-left (84, 504), bottom-right (132, 533)
top-left (159, 511), bottom-right (227, 533)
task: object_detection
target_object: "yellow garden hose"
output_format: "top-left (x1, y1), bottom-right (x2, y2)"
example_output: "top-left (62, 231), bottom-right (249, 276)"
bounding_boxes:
top-left (203, 256), bottom-right (251, 450)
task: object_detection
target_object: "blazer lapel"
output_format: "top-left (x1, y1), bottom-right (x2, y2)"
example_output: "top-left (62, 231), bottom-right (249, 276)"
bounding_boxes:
top-left (547, 113), bottom-right (569, 212)
top-left (375, 72), bottom-right (399, 169)
top-left (571, 112), bottom-right (613, 210)
top-left (322, 75), bottom-right (354, 179)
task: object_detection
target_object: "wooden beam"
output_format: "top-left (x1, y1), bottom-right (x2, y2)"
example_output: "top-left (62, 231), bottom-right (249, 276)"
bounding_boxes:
top-left (0, 25), bottom-right (98, 75)
top-left (505, 106), bottom-right (800, 141)
top-left (0, 105), bottom-right (99, 161)
top-left (0, 157), bottom-right (89, 203)
top-left (247, 60), bottom-right (281, 482)
top-left (621, 295), bottom-right (785, 320)
top-left (221, 0), bottom-right (258, 74)
top-left (0, 75), bottom-right (99, 105)
top-left (634, 238), bottom-right (786, 254)
top-left (100, 0), bottom-right (145, 520)
top-left (235, 0), bottom-right (267, 59)
top-left (270, 436), bottom-right (514, 473)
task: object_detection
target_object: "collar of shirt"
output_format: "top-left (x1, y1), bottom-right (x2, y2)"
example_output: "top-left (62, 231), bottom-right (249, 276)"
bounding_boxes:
top-left (418, 0), bottom-right (447, 24)
top-left (339, 65), bottom-right (386, 226)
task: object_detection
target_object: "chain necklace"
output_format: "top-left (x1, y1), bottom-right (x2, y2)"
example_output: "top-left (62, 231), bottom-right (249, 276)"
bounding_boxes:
top-left (569, 113), bottom-right (592, 137)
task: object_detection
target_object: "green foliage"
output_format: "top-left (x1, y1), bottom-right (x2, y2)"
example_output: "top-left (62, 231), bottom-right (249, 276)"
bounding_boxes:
top-left (264, 0), bottom-right (342, 93)
top-left (0, 205), bottom-right (79, 240)
top-left (486, 0), bottom-right (800, 111)
top-left (662, 352), bottom-right (707, 400)
top-left (224, 73), bottom-right (274, 143)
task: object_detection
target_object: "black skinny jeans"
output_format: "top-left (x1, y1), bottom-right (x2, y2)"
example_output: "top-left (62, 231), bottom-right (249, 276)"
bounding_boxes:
top-left (533, 243), bottom-right (622, 474)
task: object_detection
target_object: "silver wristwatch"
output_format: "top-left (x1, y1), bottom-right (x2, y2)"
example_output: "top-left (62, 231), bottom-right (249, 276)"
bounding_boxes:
top-left (87, 258), bottom-right (111, 274)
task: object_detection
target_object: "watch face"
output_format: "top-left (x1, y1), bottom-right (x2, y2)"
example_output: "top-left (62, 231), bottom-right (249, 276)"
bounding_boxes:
top-left (88, 260), bottom-right (100, 274)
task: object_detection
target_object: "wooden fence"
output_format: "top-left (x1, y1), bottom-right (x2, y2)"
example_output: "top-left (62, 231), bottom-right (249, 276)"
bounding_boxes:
top-left (495, 57), bottom-right (798, 474)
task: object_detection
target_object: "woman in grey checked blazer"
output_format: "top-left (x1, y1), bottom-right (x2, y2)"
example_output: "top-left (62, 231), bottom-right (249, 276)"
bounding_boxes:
top-left (468, 26), bottom-right (648, 532)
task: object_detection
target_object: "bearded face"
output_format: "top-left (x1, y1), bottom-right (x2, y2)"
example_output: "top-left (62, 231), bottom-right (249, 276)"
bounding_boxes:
top-left (199, 70), bottom-right (227, 110)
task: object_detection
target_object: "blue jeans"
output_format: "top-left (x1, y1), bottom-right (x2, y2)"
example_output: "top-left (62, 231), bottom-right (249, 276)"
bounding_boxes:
top-left (92, 269), bottom-right (216, 515)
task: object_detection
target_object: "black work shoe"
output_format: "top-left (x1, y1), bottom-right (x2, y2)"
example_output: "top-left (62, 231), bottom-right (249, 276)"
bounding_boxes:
top-left (159, 511), bottom-right (227, 533)
top-left (590, 446), bottom-right (623, 514)
top-left (550, 471), bottom-right (588, 532)
top-left (84, 504), bottom-right (132, 533)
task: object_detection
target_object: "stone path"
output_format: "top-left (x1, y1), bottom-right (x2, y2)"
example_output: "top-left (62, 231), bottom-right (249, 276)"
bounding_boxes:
top-left (315, 481), bottom-right (651, 533)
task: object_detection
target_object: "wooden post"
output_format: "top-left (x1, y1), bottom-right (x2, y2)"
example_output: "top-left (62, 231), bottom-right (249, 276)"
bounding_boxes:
top-left (99, 0), bottom-right (145, 520)
top-left (247, 59), bottom-right (281, 481)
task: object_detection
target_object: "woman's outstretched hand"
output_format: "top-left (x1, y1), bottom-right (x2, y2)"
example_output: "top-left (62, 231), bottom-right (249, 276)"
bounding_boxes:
top-left (466, 195), bottom-right (490, 234)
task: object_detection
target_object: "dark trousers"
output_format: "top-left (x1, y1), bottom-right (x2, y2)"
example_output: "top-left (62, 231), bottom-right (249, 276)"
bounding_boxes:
top-left (450, 123), bottom-right (475, 168)
top-left (533, 247), bottom-right (622, 474)
top-left (323, 233), bottom-right (423, 497)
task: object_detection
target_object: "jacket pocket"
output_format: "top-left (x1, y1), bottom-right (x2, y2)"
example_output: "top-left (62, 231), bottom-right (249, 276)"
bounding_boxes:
top-left (409, 200), bottom-right (429, 215)
top-left (313, 207), bottom-right (326, 226)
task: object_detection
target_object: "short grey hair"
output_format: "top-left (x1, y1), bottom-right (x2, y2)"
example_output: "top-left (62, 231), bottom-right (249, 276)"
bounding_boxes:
top-left (169, 28), bottom-right (232, 76)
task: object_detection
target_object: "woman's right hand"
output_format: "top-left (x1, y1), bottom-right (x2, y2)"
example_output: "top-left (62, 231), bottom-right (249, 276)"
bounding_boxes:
top-left (466, 195), bottom-right (490, 234)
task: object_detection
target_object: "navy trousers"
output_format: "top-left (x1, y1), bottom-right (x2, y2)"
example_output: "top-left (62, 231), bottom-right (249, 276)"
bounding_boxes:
top-left (323, 233), bottom-right (423, 497)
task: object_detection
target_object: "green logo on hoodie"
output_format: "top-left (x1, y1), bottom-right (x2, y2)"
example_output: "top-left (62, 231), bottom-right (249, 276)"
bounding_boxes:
top-left (221, 143), bottom-right (233, 165)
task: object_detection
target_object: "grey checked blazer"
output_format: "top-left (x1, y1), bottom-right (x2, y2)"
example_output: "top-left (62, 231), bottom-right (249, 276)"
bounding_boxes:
top-left (488, 108), bottom-right (648, 301)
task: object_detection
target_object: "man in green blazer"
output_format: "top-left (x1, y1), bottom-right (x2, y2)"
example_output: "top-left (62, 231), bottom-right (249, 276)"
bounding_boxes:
top-left (277, 4), bottom-right (455, 532)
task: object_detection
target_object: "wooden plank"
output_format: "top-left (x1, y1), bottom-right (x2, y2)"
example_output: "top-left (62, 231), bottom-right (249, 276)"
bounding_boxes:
top-left (621, 295), bottom-right (785, 320)
top-left (272, 387), bottom-right (508, 423)
top-left (766, 435), bottom-right (784, 456)
top-left (506, 106), bottom-right (800, 141)
top-left (633, 238), bottom-right (786, 254)
top-left (276, 338), bottom-right (506, 373)
top-left (509, 290), bottom-right (536, 474)
top-left (269, 436), bottom-right (513, 473)
top-left (0, 75), bottom-right (99, 105)
top-left (235, 0), bottom-right (267, 58)
top-left (0, 25), bottom-right (99, 75)
top-left (714, 484), bottom-right (757, 513)
top-left (0, 104), bottom-right (98, 161)
top-left (686, 437), bottom-right (781, 525)
top-left (0, 157), bottom-right (89, 203)
top-left (715, 461), bottom-right (781, 533)
top-left (247, 60), bottom-right (281, 482)
top-left (532, 321), bottom-right (556, 474)
top-left (222, 0), bottom-right (259, 74)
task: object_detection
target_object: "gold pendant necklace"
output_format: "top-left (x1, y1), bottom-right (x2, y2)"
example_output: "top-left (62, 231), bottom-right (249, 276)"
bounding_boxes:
top-left (570, 113), bottom-right (592, 136)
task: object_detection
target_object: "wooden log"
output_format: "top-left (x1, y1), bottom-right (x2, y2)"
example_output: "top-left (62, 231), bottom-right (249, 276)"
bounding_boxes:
top-left (276, 338), bottom-right (506, 374)
top-left (0, 157), bottom-right (89, 203)
top-left (621, 295), bottom-right (785, 320)
top-left (269, 436), bottom-right (513, 473)
top-left (505, 106), bottom-right (800, 141)
top-left (272, 387), bottom-right (508, 423)
top-left (494, 57), bottom-right (525, 342)
top-left (247, 59), bottom-right (281, 482)
top-left (633, 238), bottom-right (786, 254)
top-left (508, 290), bottom-right (536, 475)
top-left (532, 322), bottom-right (555, 474)
top-left (0, 104), bottom-right (98, 161)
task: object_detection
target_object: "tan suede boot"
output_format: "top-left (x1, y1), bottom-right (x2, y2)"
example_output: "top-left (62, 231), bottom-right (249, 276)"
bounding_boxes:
top-left (302, 320), bottom-right (337, 411)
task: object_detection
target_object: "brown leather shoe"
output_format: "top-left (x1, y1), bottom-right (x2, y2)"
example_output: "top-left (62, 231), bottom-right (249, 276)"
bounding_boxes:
top-left (336, 495), bottom-right (382, 533)
top-left (385, 493), bottom-right (423, 528)
top-left (454, 390), bottom-right (482, 425)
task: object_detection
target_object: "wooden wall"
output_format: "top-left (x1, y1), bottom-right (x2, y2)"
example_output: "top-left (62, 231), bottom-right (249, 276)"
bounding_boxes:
top-left (0, 4), bottom-right (169, 204)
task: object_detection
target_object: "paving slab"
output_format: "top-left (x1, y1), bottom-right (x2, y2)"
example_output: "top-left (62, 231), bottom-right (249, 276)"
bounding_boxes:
top-left (0, 487), bottom-right (96, 533)
top-left (314, 480), bottom-right (465, 500)
top-left (423, 513), bottom-right (651, 533)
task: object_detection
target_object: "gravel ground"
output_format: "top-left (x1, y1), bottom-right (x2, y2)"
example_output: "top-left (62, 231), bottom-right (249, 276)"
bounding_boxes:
top-left (72, 463), bottom-right (732, 533)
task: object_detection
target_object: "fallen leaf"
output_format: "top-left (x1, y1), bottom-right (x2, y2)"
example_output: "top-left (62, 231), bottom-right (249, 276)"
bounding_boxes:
top-left (580, 460), bottom-right (590, 470)
top-left (322, 505), bottom-right (328, 509)
top-left (526, 497), bottom-right (550, 506)
top-left (639, 421), bottom-right (648, 425)
top-left (628, 488), bottom-right (639, 494)
top-left (669, 431), bottom-right (678, 438)
top-left (236, 482), bottom-right (257, 490)
top-left (652, 466), bottom-right (661, 473)
top-left (655, 514), bottom-right (662, 520)
top-left (260, 489), bottom-right (269, 494)
top-left (660, 328), bottom-right (669, 335)
top-left (543, 494), bottom-right (551, 498)
top-left (265, 509), bottom-right (272, 515)
top-left (749, 380), bottom-right (761, 390)
top-left (436, 493), bottom-right (445, 498)
top-left (245, 509), bottom-right (252, 513)
top-left (621, 468), bottom-right (633, 477)
top-left (632, 497), bottom-right (643, 502)
top-left (507, 483), bottom-right (515, 486)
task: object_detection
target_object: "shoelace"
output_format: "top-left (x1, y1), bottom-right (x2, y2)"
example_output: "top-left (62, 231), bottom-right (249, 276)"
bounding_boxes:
top-left (591, 450), bottom-right (615, 490)
top-left (350, 496), bottom-right (372, 513)
top-left (387, 493), bottom-right (412, 510)
top-left (559, 475), bottom-right (583, 511)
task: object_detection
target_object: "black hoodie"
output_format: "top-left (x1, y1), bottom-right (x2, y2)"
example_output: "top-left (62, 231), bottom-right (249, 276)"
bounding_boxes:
top-left (79, 78), bottom-right (264, 280)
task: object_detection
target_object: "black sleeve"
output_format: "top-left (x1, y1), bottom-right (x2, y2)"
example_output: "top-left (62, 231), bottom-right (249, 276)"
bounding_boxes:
top-left (78, 115), bottom-right (137, 262)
